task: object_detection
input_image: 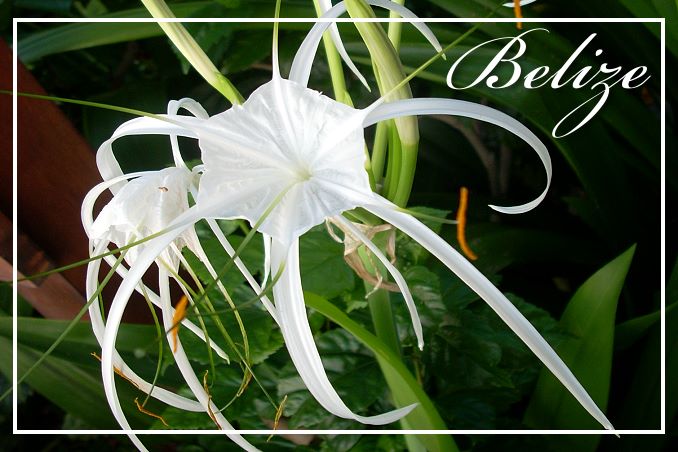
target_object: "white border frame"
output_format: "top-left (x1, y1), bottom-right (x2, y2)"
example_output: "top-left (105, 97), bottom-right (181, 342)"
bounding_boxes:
top-left (11, 16), bottom-right (665, 438)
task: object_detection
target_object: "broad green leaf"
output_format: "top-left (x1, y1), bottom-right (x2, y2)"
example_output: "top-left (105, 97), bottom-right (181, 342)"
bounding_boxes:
top-left (304, 292), bottom-right (458, 452)
top-left (525, 245), bottom-right (636, 450)
top-left (0, 316), bottom-right (160, 362)
top-left (300, 228), bottom-right (355, 299)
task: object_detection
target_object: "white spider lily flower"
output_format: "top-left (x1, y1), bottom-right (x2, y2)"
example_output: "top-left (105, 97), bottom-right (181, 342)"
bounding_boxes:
top-left (90, 11), bottom-right (615, 437)
top-left (83, 3), bottom-right (615, 447)
top-left (82, 167), bottom-right (259, 452)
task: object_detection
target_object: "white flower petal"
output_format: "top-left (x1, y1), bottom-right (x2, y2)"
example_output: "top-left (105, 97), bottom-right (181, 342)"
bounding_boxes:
top-left (271, 238), bottom-right (417, 424)
top-left (87, 167), bottom-right (194, 268)
top-left (333, 215), bottom-right (424, 350)
top-left (167, 98), bottom-right (209, 168)
top-left (313, 0), bottom-right (369, 89)
top-left (262, 232), bottom-right (272, 288)
top-left (82, 171), bottom-right (155, 237)
top-left (363, 97), bottom-right (552, 214)
top-left (292, 0), bottom-right (443, 89)
top-left (362, 197), bottom-right (614, 431)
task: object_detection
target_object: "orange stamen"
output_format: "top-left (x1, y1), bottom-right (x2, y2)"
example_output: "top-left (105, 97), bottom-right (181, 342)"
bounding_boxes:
top-left (171, 295), bottom-right (189, 353)
top-left (513, 0), bottom-right (523, 30)
top-left (134, 397), bottom-right (169, 427)
top-left (456, 187), bottom-right (478, 261)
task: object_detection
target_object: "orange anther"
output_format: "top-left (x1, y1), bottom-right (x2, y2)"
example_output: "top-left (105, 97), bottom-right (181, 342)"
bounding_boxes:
top-left (171, 295), bottom-right (189, 352)
top-left (514, 0), bottom-right (523, 30)
top-left (456, 187), bottom-right (478, 261)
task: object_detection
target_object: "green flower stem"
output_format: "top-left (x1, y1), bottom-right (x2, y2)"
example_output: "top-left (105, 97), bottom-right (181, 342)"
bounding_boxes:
top-left (360, 231), bottom-right (431, 450)
top-left (346, 0), bottom-right (419, 208)
top-left (371, 121), bottom-right (389, 188)
top-left (386, 0), bottom-right (405, 51)
top-left (140, 0), bottom-right (243, 105)
top-left (312, 0), bottom-right (352, 105)
top-left (366, 283), bottom-right (401, 355)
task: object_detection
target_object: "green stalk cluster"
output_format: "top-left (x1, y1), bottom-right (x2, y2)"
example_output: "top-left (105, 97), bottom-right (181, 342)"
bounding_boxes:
top-left (345, 0), bottom-right (420, 208)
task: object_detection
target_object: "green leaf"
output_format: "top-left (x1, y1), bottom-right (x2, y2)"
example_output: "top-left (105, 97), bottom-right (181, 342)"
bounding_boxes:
top-left (0, 335), bottom-right (153, 429)
top-left (304, 292), bottom-right (458, 452)
top-left (612, 298), bottom-right (674, 451)
top-left (615, 302), bottom-right (678, 350)
top-left (17, 2), bottom-right (316, 64)
top-left (525, 245), bottom-right (636, 450)
top-left (300, 227), bottom-right (355, 299)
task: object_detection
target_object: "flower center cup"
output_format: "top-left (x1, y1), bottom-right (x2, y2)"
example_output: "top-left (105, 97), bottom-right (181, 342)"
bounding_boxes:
top-left (195, 78), bottom-right (371, 245)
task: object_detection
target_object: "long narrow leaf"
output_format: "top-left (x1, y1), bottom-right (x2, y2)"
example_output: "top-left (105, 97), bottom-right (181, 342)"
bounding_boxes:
top-left (525, 245), bottom-right (635, 449)
top-left (304, 292), bottom-right (457, 452)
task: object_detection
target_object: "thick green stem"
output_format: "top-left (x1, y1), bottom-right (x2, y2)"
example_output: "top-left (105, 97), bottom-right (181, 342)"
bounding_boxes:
top-left (366, 283), bottom-right (400, 355)
top-left (386, 0), bottom-right (405, 51)
top-left (346, 0), bottom-right (419, 207)
top-left (358, 233), bottom-right (439, 451)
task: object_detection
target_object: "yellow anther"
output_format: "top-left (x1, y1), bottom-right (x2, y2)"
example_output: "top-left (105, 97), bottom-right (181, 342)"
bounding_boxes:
top-left (456, 187), bottom-right (478, 261)
top-left (134, 397), bottom-right (169, 427)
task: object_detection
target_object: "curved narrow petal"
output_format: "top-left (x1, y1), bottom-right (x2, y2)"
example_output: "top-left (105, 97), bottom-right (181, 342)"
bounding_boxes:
top-left (167, 98), bottom-right (209, 168)
top-left (271, 238), bottom-right (417, 424)
top-left (262, 232), bottom-right (272, 288)
top-left (303, 0), bottom-right (368, 89)
top-left (362, 196), bottom-right (614, 431)
top-left (157, 268), bottom-right (258, 451)
top-left (291, 0), bottom-right (443, 89)
top-left (95, 115), bottom-right (203, 192)
top-left (362, 97), bottom-right (552, 214)
top-left (332, 215), bottom-right (424, 350)
top-left (86, 239), bottom-right (207, 411)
